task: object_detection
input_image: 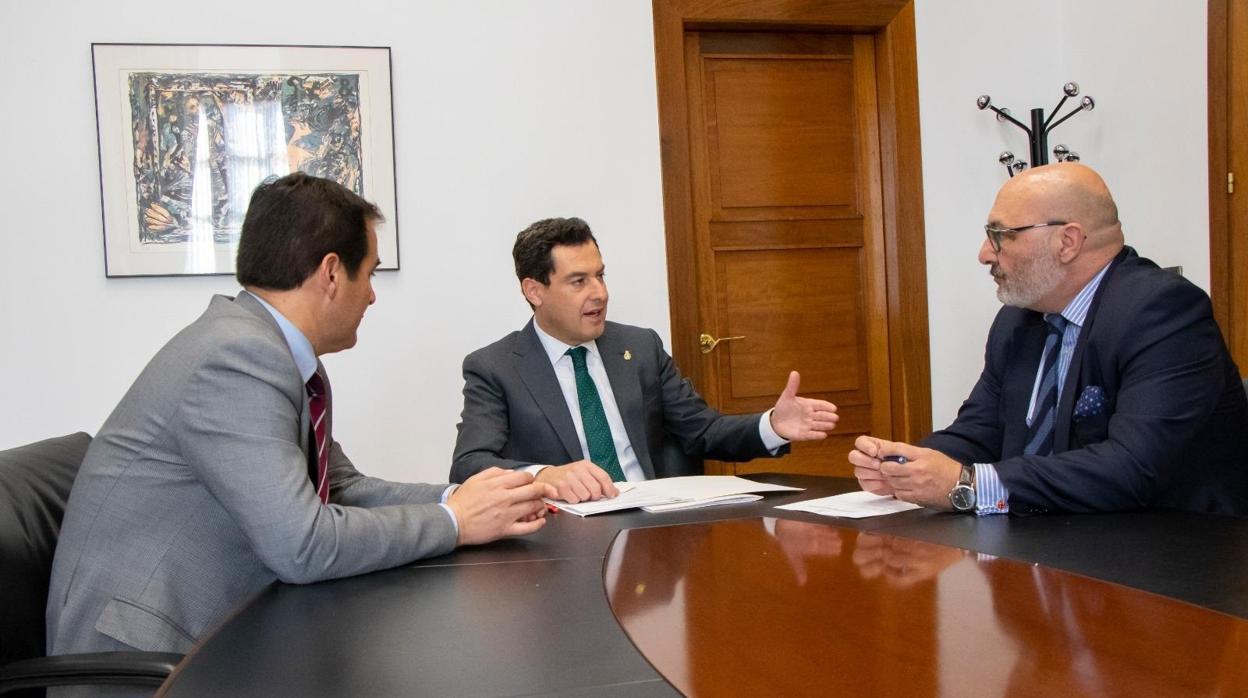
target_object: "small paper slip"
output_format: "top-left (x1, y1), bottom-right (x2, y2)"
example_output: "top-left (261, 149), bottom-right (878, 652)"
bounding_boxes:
top-left (547, 476), bottom-right (801, 517)
top-left (775, 490), bottom-right (921, 519)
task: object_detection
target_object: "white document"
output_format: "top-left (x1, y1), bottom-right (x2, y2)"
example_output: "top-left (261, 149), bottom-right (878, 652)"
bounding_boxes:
top-left (775, 490), bottom-right (921, 519)
top-left (547, 476), bottom-right (802, 517)
top-left (545, 484), bottom-right (682, 517)
top-left (641, 493), bottom-right (762, 513)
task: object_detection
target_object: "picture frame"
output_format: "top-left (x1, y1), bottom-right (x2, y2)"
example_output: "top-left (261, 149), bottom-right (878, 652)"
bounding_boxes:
top-left (91, 43), bottom-right (399, 277)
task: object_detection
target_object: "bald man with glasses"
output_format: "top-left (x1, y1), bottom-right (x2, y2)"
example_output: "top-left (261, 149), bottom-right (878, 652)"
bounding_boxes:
top-left (851, 163), bottom-right (1248, 516)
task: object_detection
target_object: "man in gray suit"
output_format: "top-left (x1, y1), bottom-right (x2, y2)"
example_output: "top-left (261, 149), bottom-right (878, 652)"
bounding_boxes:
top-left (47, 174), bottom-right (553, 666)
top-left (450, 217), bottom-right (839, 502)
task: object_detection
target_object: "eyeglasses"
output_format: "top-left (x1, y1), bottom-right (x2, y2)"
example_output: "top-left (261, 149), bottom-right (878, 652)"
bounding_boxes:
top-left (983, 221), bottom-right (1067, 253)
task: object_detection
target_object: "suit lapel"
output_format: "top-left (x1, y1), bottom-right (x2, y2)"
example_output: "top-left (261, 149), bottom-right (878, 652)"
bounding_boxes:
top-left (514, 320), bottom-right (583, 461)
top-left (1006, 318), bottom-right (1049, 457)
top-left (1052, 249), bottom-right (1127, 450)
top-left (596, 327), bottom-right (652, 478)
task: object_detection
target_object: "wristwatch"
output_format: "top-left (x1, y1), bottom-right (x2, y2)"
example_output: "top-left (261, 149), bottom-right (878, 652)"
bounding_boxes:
top-left (948, 463), bottom-right (977, 513)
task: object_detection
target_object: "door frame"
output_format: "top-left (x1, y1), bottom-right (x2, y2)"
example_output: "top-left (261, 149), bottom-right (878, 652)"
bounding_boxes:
top-left (1209, 0), bottom-right (1231, 339)
top-left (652, 0), bottom-right (932, 442)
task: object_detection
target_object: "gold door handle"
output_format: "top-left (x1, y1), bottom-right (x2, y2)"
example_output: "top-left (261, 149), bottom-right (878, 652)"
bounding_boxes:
top-left (699, 333), bottom-right (746, 354)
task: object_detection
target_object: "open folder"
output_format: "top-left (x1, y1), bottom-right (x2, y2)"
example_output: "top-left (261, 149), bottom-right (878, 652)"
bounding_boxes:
top-left (545, 475), bottom-right (803, 517)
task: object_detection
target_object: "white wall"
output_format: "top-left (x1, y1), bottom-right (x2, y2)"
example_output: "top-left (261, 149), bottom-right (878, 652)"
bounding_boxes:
top-left (915, 0), bottom-right (1208, 429)
top-left (0, 0), bottom-right (1208, 481)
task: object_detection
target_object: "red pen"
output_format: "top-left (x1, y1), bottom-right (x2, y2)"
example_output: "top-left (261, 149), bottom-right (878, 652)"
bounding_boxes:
top-left (545, 502), bottom-right (560, 514)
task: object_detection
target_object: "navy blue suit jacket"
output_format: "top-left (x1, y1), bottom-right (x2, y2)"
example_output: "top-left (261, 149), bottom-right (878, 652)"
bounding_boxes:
top-left (923, 247), bottom-right (1248, 515)
top-left (450, 320), bottom-right (783, 483)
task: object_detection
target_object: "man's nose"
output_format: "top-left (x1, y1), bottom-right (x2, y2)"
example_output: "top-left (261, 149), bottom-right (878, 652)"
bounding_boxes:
top-left (978, 238), bottom-right (997, 265)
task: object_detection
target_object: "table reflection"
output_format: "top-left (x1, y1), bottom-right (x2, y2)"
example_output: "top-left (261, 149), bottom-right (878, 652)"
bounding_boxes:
top-left (604, 517), bottom-right (1248, 697)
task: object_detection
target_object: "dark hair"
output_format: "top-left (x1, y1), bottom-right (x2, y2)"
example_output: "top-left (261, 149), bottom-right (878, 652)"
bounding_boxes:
top-left (512, 217), bottom-right (598, 284)
top-left (236, 172), bottom-right (382, 290)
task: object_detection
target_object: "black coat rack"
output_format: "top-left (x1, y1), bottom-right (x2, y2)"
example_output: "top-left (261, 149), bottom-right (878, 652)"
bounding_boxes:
top-left (976, 82), bottom-right (1096, 177)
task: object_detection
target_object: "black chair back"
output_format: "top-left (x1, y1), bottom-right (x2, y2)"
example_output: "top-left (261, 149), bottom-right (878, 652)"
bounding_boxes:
top-left (0, 433), bottom-right (90, 670)
top-left (657, 436), bottom-right (704, 478)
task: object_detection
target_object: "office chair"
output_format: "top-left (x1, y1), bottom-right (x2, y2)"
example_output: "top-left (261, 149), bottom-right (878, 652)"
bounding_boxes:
top-left (659, 436), bottom-right (704, 478)
top-left (0, 433), bottom-right (182, 696)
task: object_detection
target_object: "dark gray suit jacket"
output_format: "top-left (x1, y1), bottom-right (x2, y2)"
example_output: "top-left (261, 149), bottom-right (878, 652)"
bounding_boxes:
top-left (47, 292), bottom-right (458, 657)
top-left (450, 320), bottom-right (784, 483)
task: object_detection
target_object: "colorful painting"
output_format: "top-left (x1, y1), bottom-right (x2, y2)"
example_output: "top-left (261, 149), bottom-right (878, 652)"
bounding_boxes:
top-left (93, 45), bottom-right (398, 276)
top-left (128, 72), bottom-right (364, 244)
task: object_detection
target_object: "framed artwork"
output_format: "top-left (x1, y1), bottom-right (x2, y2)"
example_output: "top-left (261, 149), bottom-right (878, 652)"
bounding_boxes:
top-left (91, 43), bottom-right (399, 277)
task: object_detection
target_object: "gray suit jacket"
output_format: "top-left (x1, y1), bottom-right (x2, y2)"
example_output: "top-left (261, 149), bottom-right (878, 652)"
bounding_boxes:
top-left (450, 320), bottom-right (784, 483)
top-left (47, 292), bottom-right (457, 656)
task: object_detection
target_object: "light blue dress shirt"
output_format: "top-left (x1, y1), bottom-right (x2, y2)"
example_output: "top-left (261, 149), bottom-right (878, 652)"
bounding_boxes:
top-left (974, 263), bottom-right (1111, 514)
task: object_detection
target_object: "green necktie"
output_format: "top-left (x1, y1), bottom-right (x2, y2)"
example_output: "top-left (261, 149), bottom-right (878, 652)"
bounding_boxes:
top-left (566, 346), bottom-right (626, 482)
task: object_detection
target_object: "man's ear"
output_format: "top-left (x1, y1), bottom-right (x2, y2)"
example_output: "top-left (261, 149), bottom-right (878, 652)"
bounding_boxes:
top-left (1057, 223), bottom-right (1085, 263)
top-left (318, 253), bottom-right (344, 299)
top-left (521, 277), bottom-right (545, 308)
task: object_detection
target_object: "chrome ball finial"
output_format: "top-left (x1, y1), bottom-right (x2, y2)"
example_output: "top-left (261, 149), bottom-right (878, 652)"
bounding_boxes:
top-left (977, 94), bottom-right (992, 110)
top-left (1053, 144), bottom-right (1070, 161)
top-left (1063, 81), bottom-right (1080, 97)
top-left (1080, 96), bottom-right (1095, 111)
top-left (996, 107), bottom-right (1012, 122)
top-left (1011, 161), bottom-right (1029, 175)
top-left (999, 151), bottom-right (1015, 166)
top-left (1064, 151), bottom-right (1081, 163)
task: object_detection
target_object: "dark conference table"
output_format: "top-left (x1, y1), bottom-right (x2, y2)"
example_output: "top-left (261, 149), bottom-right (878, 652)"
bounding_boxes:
top-left (156, 476), bottom-right (1248, 697)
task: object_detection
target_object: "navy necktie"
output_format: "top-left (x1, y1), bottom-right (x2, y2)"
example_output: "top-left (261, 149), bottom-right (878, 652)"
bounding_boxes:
top-left (1024, 314), bottom-right (1068, 456)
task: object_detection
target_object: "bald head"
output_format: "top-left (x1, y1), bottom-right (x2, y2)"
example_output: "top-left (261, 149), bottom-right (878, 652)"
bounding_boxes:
top-left (995, 163), bottom-right (1123, 253)
top-left (982, 163), bottom-right (1126, 313)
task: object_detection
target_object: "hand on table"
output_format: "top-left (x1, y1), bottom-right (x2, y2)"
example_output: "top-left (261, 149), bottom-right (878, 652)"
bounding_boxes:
top-left (448, 467), bottom-right (557, 545)
top-left (848, 435), bottom-right (963, 511)
top-left (535, 459), bottom-right (619, 503)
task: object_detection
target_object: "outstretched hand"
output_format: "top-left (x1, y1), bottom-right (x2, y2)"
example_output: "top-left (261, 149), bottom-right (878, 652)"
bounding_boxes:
top-left (770, 371), bottom-right (839, 442)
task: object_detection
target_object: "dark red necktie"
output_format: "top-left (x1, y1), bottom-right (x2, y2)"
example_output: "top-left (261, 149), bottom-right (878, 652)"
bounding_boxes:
top-left (306, 373), bottom-right (330, 504)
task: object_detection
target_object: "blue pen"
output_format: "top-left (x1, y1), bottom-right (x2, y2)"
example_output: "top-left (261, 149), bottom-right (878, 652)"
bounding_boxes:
top-left (881, 455), bottom-right (907, 465)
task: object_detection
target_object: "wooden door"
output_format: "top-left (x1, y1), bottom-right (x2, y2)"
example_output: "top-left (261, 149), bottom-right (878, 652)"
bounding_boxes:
top-left (1210, 0), bottom-right (1248, 367)
top-left (682, 32), bottom-right (892, 476)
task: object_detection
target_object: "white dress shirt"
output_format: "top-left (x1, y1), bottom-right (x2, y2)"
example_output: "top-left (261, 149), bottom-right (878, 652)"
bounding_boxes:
top-left (528, 320), bottom-right (786, 481)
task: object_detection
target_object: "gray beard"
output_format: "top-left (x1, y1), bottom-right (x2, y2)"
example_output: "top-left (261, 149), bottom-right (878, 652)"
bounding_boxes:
top-left (995, 251), bottom-right (1063, 309)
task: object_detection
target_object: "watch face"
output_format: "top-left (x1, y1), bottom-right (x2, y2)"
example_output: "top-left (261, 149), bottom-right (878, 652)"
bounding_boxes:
top-left (950, 485), bottom-right (976, 511)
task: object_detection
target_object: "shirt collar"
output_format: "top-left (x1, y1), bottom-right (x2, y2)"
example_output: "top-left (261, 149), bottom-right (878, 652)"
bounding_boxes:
top-left (1049, 261), bottom-right (1112, 329)
top-left (245, 290), bottom-right (318, 383)
top-left (531, 318), bottom-right (600, 366)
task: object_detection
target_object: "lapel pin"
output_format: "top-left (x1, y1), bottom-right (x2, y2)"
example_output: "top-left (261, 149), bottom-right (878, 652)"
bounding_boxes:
top-left (623, 350), bottom-right (632, 361)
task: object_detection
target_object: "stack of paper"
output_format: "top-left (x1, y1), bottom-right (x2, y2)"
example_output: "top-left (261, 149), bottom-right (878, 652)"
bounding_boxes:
top-left (547, 476), bottom-right (803, 517)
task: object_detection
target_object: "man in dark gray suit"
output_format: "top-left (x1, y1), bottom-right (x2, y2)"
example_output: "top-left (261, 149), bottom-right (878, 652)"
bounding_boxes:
top-left (450, 217), bottom-right (839, 503)
top-left (47, 174), bottom-right (553, 667)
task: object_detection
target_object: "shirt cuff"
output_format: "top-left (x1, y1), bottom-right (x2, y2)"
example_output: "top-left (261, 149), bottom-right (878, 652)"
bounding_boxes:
top-left (440, 485), bottom-right (460, 537)
top-left (522, 464), bottom-right (549, 477)
top-left (973, 463), bottom-right (1010, 515)
top-left (758, 409), bottom-right (788, 454)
